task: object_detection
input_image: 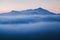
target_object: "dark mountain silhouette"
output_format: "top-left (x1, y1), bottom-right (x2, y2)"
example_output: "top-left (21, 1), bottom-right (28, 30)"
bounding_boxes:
top-left (34, 8), bottom-right (55, 15)
top-left (0, 8), bottom-right (56, 15)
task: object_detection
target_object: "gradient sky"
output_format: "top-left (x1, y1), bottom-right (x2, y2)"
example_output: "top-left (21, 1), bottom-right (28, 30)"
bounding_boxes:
top-left (0, 0), bottom-right (60, 13)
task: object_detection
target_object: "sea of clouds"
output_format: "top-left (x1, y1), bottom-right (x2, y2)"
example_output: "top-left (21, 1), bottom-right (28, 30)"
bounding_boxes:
top-left (0, 15), bottom-right (60, 40)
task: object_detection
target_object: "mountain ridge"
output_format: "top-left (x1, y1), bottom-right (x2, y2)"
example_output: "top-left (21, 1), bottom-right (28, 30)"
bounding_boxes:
top-left (0, 8), bottom-right (59, 15)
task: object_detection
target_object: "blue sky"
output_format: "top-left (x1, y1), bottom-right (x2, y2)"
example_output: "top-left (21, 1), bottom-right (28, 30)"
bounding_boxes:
top-left (0, 0), bottom-right (60, 13)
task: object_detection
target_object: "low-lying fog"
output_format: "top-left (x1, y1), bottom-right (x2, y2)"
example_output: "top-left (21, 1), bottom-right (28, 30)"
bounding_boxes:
top-left (0, 15), bottom-right (60, 40)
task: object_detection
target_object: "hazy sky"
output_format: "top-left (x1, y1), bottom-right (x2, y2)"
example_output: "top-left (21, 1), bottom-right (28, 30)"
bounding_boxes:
top-left (0, 0), bottom-right (60, 13)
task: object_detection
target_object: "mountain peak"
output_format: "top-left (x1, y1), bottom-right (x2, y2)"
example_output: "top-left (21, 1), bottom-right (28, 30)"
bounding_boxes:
top-left (33, 7), bottom-right (55, 15)
top-left (8, 10), bottom-right (21, 15)
top-left (10, 10), bottom-right (18, 12)
top-left (37, 7), bottom-right (44, 10)
top-left (35, 7), bottom-right (47, 11)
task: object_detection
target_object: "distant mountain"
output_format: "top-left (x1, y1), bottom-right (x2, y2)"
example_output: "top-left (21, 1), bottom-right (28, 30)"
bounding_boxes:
top-left (18, 8), bottom-right (56, 15)
top-left (0, 8), bottom-right (56, 15)
top-left (34, 8), bottom-right (55, 15)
